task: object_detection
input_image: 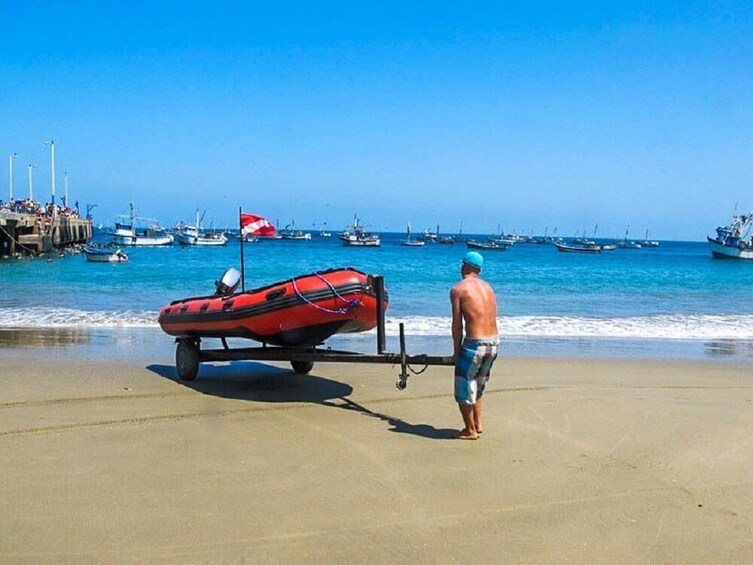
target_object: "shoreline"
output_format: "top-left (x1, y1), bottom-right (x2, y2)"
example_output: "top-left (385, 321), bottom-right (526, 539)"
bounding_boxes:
top-left (1, 353), bottom-right (751, 561)
top-left (1, 326), bottom-right (752, 365)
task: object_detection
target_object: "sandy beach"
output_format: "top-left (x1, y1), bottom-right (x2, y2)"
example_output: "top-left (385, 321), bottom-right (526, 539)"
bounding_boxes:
top-left (1, 350), bottom-right (751, 563)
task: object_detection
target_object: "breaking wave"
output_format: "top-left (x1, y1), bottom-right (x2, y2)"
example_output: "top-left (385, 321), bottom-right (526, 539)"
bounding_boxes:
top-left (2, 307), bottom-right (753, 340)
top-left (389, 314), bottom-right (753, 340)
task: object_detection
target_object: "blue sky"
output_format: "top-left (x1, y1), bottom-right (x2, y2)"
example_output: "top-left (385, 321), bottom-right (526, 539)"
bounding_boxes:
top-left (1, 1), bottom-right (751, 239)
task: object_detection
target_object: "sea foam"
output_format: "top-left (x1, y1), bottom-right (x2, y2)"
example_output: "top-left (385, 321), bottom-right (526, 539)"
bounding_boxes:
top-left (2, 307), bottom-right (753, 341)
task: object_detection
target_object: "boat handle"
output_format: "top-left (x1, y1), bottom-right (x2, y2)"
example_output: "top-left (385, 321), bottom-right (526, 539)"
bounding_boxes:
top-left (266, 289), bottom-right (286, 301)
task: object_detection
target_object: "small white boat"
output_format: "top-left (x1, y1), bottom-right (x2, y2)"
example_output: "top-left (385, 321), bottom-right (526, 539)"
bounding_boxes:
top-left (401, 222), bottom-right (425, 247)
top-left (615, 240), bottom-right (642, 249)
top-left (83, 246), bottom-right (129, 263)
top-left (708, 212), bottom-right (753, 259)
top-left (420, 225), bottom-right (439, 242)
top-left (641, 230), bottom-right (660, 248)
top-left (615, 225), bottom-right (642, 249)
top-left (279, 222), bottom-right (312, 240)
top-left (177, 210), bottom-right (228, 246)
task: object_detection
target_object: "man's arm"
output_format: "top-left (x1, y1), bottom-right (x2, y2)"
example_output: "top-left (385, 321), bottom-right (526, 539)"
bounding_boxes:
top-left (450, 287), bottom-right (464, 358)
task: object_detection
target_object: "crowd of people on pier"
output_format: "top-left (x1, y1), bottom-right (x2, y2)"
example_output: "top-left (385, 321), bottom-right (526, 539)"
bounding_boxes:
top-left (0, 198), bottom-right (82, 221)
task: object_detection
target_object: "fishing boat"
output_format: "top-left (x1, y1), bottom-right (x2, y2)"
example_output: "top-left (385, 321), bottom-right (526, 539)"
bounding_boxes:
top-left (555, 242), bottom-right (601, 254)
top-left (615, 240), bottom-right (642, 249)
top-left (339, 216), bottom-right (381, 247)
top-left (158, 267), bottom-right (387, 347)
top-left (401, 222), bottom-right (425, 247)
top-left (316, 221), bottom-right (332, 237)
top-left (489, 236), bottom-right (516, 246)
top-left (573, 224), bottom-right (598, 246)
top-left (279, 221), bottom-right (312, 240)
top-left (534, 227), bottom-right (558, 244)
top-left (438, 236), bottom-right (455, 244)
top-left (641, 229), bottom-right (660, 248)
top-left (465, 240), bottom-right (509, 251)
top-left (176, 210), bottom-right (228, 246)
top-left (488, 224), bottom-right (515, 246)
top-left (83, 246), bottom-right (129, 263)
top-left (707, 212), bottom-right (753, 259)
top-left (112, 203), bottom-right (174, 246)
top-left (615, 225), bottom-right (642, 249)
top-left (420, 225), bottom-right (439, 242)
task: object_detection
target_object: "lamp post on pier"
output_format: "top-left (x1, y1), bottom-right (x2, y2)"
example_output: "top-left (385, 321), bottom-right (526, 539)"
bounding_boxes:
top-left (8, 152), bottom-right (18, 201)
top-left (28, 164), bottom-right (36, 201)
top-left (44, 140), bottom-right (55, 205)
top-left (63, 171), bottom-right (68, 208)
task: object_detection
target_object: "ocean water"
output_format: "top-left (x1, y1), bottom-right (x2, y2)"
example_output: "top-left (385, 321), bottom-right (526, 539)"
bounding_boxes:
top-left (1, 232), bottom-right (753, 361)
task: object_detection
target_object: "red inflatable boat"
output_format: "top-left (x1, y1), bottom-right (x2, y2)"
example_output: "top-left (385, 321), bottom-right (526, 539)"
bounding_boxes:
top-left (158, 268), bottom-right (387, 346)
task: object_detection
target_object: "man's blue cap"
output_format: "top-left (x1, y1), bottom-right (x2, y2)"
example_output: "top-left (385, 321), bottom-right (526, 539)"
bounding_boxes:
top-left (462, 251), bottom-right (484, 270)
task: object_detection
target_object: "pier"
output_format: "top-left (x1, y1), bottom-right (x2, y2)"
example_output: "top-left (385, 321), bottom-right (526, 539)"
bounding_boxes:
top-left (0, 209), bottom-right (92, 257)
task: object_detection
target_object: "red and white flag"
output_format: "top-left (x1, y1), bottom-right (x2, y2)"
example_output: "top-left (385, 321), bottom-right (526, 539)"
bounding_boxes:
top-left (240, 213), bottom-right (276, 237)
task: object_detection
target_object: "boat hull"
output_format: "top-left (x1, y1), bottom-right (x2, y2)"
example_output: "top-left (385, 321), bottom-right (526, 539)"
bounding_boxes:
top-left (113, 233), bottom-right (174, 246)
top-left (555, 243), bottom-right (601, 254)
top-left (177, 233), bottom-right (228, 246)
top-left (83, 247), bottom-right (128, 263)
top-left (707, 237), bottom-right (753, 260)
top-left (158, 268), bottom-right (387, 346)
top-left (342, 238), bottom-right (380, 247)
top-left (465, 241), bottom-right (508, 251)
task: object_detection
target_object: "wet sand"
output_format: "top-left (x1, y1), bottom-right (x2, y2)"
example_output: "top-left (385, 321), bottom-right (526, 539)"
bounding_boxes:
top-left (1, 352), bottom-right (751, 563)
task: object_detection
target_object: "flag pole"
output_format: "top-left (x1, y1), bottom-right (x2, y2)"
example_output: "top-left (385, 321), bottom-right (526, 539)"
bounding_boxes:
top-left (239, 206), bottom-right (246, 292)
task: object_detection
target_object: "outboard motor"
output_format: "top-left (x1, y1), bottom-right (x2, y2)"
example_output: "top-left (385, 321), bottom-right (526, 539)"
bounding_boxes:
top-left (215, 267), bottom-right (242, 296)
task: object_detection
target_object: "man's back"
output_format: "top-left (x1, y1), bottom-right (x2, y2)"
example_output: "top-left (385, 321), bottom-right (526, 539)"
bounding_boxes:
top-left (452, 276), bottom-right (498, 338)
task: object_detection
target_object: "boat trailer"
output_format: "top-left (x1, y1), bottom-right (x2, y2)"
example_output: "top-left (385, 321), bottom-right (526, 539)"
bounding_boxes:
top-left (172, 276), bottom-right (454, 389)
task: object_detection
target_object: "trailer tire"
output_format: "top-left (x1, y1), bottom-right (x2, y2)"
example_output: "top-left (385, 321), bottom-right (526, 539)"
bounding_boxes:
top-left (291, 360), bottom-right (314, 374)
top-left (176, 339), bottom-right (200, 381)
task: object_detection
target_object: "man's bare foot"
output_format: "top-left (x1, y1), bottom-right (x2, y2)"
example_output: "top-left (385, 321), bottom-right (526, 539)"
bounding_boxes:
top-left (456, 429), bottom-right (478, 440)
top-left (476, 427), bottom-right (483, 435)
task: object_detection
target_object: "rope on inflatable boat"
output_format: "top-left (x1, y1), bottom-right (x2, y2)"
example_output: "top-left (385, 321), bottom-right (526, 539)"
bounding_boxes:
top-left (291, 273), bottom-right (361, 315)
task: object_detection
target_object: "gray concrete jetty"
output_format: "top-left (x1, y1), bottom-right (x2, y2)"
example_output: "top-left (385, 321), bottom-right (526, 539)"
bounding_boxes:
top-left (0, 210), bottom-right (92, 256)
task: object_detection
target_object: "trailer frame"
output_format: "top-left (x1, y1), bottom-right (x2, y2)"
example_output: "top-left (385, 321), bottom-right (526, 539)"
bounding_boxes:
top-left (171, 276), bottom-right (454, 389)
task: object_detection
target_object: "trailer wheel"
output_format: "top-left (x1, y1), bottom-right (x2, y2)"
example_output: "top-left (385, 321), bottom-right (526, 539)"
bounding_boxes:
top-left (176, 339), bottom-right (200, 381)
top-left (291, 360), bottom-right (314, 374)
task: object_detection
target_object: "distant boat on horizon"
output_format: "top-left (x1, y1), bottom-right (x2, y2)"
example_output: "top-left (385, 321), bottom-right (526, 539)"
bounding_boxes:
top-left (465, 240), bottom-right (509, 251)
top-left (401, 222), bottom-right (425, 247)
top-left (555, 241), bottom-right (601, 254)
top-left (641, 229), bottom-right (660, 248)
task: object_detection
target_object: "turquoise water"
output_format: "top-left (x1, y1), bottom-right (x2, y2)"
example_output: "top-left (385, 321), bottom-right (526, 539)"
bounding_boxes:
top-left (1, 232), bottom-right (753, 359)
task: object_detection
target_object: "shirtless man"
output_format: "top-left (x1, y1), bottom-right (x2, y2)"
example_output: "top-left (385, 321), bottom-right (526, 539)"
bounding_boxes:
top-left (450, 251), bottom-right (499, 440)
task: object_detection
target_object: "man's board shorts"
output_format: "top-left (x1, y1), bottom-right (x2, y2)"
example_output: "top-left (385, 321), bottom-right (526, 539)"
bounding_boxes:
top-left (454, 337), bottom-right (499, 405)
